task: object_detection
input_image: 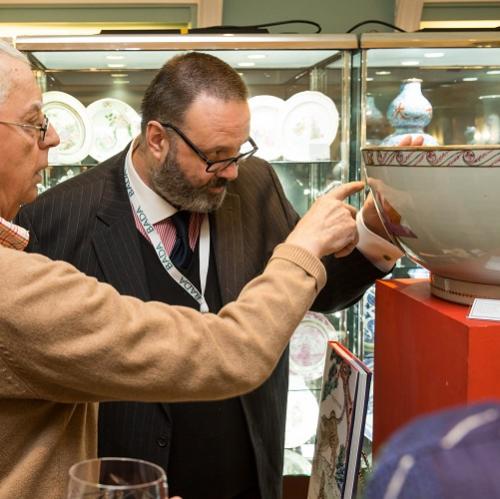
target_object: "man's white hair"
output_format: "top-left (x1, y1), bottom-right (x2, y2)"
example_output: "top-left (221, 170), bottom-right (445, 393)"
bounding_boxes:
top-left (0, 39), bottom-right (30, 106)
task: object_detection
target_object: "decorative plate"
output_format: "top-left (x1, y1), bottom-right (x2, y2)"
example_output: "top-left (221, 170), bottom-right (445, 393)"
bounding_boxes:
top-left (281, 91), bottom-right (339, 162)
top-left (363, 286), bottom-right (376, 352)
top-left (285, 378), bottom-right (319, 449)
top-left (87, 98), bottom-right (141, 162)
top-left (248, 95), bottom-right (285, 161)
top-left (290, 311), bottom-right (338, 381)
top-left (43, 91), bottom-right (92, 165)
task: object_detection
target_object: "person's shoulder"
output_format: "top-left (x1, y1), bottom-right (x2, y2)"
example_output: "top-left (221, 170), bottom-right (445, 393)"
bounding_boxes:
top-left (24, 153), bottom-right (124, 212)
top-left (18, 168), bottom-right (102, 221)
top-left (47, 164), bottom-right (105, 193)
top-left (235, 155), bottom-right (278, 186)
top-left (239, 155), bottom-right (273, 173)
top-left (229, 155), bottom-right (294, 219)
top-left (47, 156), bottom-right (121, 195)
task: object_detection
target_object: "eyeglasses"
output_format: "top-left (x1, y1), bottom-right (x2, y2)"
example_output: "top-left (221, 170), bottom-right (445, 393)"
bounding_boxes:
top-left (160, 121), bottom-right (258, 173)
top-left (0, 114), bottom-right (49, 142)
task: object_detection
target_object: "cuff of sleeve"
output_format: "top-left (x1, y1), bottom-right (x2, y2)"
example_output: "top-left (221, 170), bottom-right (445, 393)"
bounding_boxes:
top-left (356, 210), bottom-right (404, 272)
top-left (270, 243), bottom-right (327, 292)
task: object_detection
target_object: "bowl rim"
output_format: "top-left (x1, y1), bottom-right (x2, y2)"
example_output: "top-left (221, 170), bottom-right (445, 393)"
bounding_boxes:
top-left (362, 144), bottom-right (500, 152)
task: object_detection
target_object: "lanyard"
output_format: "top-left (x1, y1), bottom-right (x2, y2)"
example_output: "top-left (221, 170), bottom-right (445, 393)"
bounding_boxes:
top-left (124, 167), bottom-right (210, 313)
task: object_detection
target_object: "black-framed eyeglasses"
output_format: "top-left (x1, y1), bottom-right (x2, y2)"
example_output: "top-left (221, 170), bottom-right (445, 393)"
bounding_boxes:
top-left (0, 114), bottom-right (49, 142)
top-left (159, 121), bottom-right (258, 173)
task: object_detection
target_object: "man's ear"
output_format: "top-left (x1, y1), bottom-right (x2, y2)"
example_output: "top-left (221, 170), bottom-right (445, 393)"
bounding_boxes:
top-left (146, 121), bottom-right (169, 162)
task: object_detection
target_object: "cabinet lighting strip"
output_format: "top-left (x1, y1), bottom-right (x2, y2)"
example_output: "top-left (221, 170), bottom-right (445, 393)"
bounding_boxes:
top-left (15, 34), bottom-right (358, 51)
top-left (361, 32), bottom-right (500, 49)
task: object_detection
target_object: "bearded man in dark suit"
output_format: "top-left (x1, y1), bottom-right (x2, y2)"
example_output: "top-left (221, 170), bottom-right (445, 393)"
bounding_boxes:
top-left (17, 52), bottom-right (400, 499)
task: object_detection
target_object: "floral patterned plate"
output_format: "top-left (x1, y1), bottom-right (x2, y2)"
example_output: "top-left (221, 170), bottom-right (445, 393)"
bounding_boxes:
top-left (43, 91), bottom-right (92, 165)
top-left (281, 91), bottom-right (339, 162)
top-left (87, 98), bottom-right (141, 162)
top-left (248, 95), bottom-right (285, 161)
top-left (290, 311), bottom-right (338, 381)
top-left (285, 376), bottom-right (319, 449)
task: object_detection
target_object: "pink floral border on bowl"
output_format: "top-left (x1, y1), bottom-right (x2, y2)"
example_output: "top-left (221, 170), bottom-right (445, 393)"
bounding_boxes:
top-left (362, 147), bottom-right (500, 167)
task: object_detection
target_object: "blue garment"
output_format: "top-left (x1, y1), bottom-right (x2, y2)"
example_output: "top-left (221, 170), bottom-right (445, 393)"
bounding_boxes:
top-left (366, 401), bottom-right (500, 499)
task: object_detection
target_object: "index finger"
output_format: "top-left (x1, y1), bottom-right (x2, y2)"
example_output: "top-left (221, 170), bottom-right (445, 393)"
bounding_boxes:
top-left (397, 135), bottom-right (413, 146)
top-left (413, 135), bottom-right (424, 146)
top-left (327, 181), bottom-right (364, 201)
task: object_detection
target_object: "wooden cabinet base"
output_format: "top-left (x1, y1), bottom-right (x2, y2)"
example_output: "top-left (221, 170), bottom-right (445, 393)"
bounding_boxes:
top-left (283, 475), bottom-right (309, 499)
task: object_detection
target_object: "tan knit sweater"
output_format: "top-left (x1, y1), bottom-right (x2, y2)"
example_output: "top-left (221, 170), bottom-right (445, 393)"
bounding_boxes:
top-left (0, 242), bottom-right (325, 499)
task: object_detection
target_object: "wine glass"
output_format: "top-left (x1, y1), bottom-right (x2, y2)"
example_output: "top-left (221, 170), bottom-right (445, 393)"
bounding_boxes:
top-left (67, 457), bottom-right (168, 498)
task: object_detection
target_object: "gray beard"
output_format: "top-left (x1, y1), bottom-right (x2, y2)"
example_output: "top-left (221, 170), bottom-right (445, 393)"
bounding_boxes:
top-left (149, 145), bottom-right (228, 213)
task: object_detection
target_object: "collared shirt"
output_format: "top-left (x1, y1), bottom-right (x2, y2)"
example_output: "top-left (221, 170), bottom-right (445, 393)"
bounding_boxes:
top-left (124, 143), bottom-right (203, 253)
top-left (0, 217), bottom-right (29, 251)
top-left (124, 143), bottom-right (402, 270)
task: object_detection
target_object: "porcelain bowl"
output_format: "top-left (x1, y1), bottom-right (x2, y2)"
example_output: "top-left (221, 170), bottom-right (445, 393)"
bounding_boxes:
top-left (362, 145), bottom-right (500, 305)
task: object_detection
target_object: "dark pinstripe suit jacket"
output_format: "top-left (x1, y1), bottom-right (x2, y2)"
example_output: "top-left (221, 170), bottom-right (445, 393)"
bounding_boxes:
top-left (16, 148), bottom-right (384, 499)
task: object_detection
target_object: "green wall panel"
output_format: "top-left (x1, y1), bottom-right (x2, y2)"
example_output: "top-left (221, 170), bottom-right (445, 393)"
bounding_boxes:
top-left (0, 5), bottom-right (192, 24)
top-left (223, 0), bottom-right (396, 34)
top-left (422, 4), bottom-right (500, 21)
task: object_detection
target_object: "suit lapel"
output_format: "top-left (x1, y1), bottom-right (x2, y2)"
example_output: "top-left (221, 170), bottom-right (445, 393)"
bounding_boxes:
top-left (92, 157), bottom-right (150, 301)
top-left (213, 192), bottom-right (247, 304)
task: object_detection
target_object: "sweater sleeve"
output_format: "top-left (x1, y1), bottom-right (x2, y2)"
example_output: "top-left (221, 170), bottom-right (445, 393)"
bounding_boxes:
top-left (0, 243), bottom-right (325, 403)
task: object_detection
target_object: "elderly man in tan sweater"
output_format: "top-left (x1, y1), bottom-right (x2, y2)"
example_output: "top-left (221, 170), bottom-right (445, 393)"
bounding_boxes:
top-left (0, 41), bottom-right (368, 499)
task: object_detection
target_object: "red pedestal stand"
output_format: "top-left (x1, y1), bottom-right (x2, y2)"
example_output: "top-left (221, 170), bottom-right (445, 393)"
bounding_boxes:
top-left (373, 278), bottom-right (500, 454)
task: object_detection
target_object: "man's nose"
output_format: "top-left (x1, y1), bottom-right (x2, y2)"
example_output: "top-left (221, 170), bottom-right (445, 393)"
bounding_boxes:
top-left (41, 123), bottom-right (60, 149)
top-left (216, 161), bottom-right (239, 182)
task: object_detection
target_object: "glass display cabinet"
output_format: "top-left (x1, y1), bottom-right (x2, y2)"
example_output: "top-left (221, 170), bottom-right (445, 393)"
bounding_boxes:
top-left (15, 33), bottom-right (357, 477)
top-left (353, 30), bottom-right (500, 452)
top-left (18, 30), bottom-right (500, 484)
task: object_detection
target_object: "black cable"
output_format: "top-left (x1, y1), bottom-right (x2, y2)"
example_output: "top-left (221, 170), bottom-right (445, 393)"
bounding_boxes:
top-left (101, 20), bottom-right (322, 35)
top-left (201, 20), bottom-right (322, 34)
top-left (253, 20), bottom-right (321, 33)
top-left (346, 19), bottom-right (406, 33)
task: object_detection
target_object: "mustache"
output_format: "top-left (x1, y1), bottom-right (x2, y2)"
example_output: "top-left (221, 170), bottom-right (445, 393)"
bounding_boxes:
top-left (208, 177), bottom-right (228, 189)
